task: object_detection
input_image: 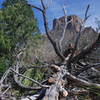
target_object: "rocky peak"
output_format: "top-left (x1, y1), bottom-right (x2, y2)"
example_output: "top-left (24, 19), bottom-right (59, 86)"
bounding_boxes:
top-left (53, 15), bottom-right (83, 32)
top-left (50, 15), bottom-right (99, 59)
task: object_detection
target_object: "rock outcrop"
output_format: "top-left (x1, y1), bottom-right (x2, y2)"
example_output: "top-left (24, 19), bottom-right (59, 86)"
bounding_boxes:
top-left (53, 15), bottom-right (83, 32)
top-left (23, 15), bottom-right (100, 64)
top-left (50, 15), bottom-right (99, 58)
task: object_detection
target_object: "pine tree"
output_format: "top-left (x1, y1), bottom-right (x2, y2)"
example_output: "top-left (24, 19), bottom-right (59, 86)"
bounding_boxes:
top-left (0, 0), bottom-right (39, 76)
top-left (2, 0), bottom-right (38, 47)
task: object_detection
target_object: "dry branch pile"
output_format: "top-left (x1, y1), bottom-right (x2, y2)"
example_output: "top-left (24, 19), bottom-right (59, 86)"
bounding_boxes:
top-left (0, 0), bottom-right (100, 100)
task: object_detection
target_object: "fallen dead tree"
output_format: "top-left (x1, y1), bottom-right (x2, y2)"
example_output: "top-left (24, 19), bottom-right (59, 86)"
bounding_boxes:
top-left (0, 0), bottom-right (100, 100)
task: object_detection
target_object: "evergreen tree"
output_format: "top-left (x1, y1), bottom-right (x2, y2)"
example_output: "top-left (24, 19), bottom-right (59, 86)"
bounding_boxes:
top-left (0, 0), bottom-right (39, 76)
top-left (2, 0), bottom-right (38, 48)
top-left (3, 0), bottom-right (27, 7)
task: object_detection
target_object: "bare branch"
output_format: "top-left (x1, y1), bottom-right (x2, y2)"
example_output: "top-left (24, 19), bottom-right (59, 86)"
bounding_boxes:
top-left (27, 1), bottom-right (65, 61)
top-left (45, 0), bottom-right (53, 9)
top-left (24, 64), bottom-right (50, 69)
top-left (27, 4), bottom-right (43, 12)
top-left (70, 88), bottom-right (88, 95)
top-left (66, 29), bottom-right (82, 72)
top-left (10, 68), bottom-right (49, 88)
top-left (75, 63), bottom-right (100, 76)
top-left (65, 71), bottom-right (100, 90)
top-left (1, 85), bottom-right (11, 96)
top-left (59, 6), bottom-right (72, 53)
top-left (13, 72), bottom-right (43, 90)
top-left (71, 34), bottom-right (100, 64)
top-left (40, 0), bottom-right (65, 60)
top-left (0, 68), bottom-right (11, 85)
top-left (66, 4), bottom-right (91, 72)
top-left (84, 4), bottom-right (91, 23)
top-left (24, 64), bottom-right (61, 73)
top-left (21, 94), bottom-right (40, 100)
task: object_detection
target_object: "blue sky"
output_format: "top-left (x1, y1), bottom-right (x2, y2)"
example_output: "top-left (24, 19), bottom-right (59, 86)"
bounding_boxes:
top-left (0, 0), bottom-right (100, 33)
